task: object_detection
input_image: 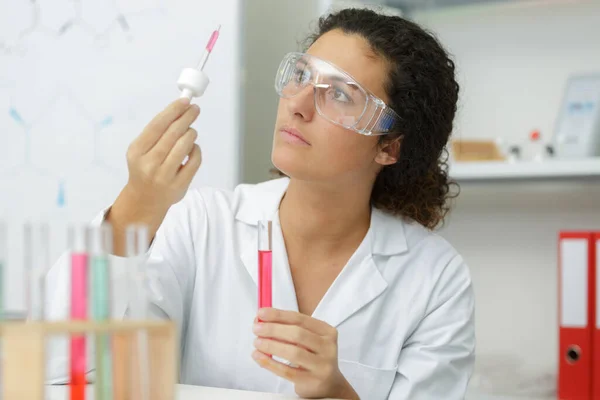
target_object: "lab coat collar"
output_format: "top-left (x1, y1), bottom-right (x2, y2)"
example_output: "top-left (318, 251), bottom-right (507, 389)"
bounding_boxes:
top-left (235, 177), bottom-right (409, 256)
top-left (234, 178), bottom-right (289, 225)
top-left (239, 216), bottom-right (388, 327)
top-left (369, 207), bottom-right (409, 256)
top-left (238, 215), bottom-right (392, 327)
top-left (236, 178), bottom-right (410, 327)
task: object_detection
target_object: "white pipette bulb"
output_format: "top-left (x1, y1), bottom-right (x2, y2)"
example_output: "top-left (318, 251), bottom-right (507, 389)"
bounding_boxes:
top-left (177, 25), bottom-right (221, 100)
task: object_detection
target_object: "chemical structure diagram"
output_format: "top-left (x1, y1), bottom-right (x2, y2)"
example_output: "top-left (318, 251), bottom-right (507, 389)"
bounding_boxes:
top-left (0, 0), bottom-right (166, 212)
top-left (0, 81), bottom-right (141, 208)
top-left (0, 0), bottom-right (166, 55)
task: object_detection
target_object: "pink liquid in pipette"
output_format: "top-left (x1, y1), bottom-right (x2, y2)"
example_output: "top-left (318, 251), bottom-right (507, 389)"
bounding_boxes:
top-left (258, 250), bottom-right (272, 310)
top-left (206, 25), bottom-right (220, 52)
top-left (70, 252), bottom-right (88, 400)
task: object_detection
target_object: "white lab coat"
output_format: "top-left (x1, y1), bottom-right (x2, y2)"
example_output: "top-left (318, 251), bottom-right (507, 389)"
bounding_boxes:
top-left (45, 177), bottom-right (475, 400)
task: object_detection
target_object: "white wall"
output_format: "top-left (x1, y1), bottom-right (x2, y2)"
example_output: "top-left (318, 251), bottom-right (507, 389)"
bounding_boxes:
top-left (241, 0), bottom-right (328, 183)
top-left (412, 1), bottom-right (600, 396)
top-left (414, 0), bottom-right (600, 149)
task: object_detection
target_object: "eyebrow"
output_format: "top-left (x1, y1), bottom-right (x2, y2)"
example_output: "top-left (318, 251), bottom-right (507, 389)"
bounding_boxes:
top-left (327, 75), bottom-right (361, 92)
top-left (296, 57), bottom-right (361, 92)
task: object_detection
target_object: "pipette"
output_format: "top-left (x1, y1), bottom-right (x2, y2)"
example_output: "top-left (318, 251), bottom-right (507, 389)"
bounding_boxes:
top-left (126, 225), bottom-right (150, 400)
top-left (177, 25), bottom-right (221, 100)
top-left (90, 224), bottom-right (113, 400)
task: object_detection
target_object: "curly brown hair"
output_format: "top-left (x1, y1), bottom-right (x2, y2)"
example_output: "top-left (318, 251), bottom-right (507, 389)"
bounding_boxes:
top-left (274, 8), bottom-right (460, 229)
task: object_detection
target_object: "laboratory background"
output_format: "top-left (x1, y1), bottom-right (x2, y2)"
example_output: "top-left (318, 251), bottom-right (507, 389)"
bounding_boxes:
top-left (1, 0), bottom-right (600, 399)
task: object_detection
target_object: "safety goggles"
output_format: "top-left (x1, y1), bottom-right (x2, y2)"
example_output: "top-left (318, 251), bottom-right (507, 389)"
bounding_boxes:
top-left (274, 52), bottom-right (400, 135)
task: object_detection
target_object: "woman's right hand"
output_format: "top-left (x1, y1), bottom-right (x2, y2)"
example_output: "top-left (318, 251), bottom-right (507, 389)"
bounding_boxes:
top-left (107, 97), bottom-right (202, 255)
top-left (125, 97), bottom-right (202, 210)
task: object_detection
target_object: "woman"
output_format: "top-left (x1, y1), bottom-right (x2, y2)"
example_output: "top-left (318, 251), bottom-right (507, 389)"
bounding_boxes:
top-left (47, 7), bottom-right (475, 400)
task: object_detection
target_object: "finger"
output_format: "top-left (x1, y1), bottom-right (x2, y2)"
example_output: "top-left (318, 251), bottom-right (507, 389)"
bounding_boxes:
top-left (162, 128), bottom-right (198, 174)
top-left (147, 105), bottom-right (200, 164)
top-left (174, 144), bottom-right (201, 186)
top-left (253, 322), bottom-right (322, 353)
top-left (257, 308), bottom-right (333, 337)
top-left (254, 338), bottom-right (319, 371)
top-left (132, 98), bottom-right (192, 155)
top-left (252, 350), bottom-right (309, 382)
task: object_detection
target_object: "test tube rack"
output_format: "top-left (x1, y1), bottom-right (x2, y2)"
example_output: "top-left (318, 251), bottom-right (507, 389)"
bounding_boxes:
top-left (0, 319), bottom-right (177, 400)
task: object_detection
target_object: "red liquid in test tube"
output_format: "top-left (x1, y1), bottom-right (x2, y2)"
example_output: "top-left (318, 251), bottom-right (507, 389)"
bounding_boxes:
top-left (258, 251), bottom-right (272, 309)
top-left (69, 225), bottom-right (88, 400)
top-left (258, 221), bottom-right (272, 314)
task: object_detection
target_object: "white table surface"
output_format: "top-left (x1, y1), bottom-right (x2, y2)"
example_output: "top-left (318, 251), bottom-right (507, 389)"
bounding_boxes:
top-left (45, 384), bottom-right (337, 399)
top-left (45, 384), bottom-right (557, 399)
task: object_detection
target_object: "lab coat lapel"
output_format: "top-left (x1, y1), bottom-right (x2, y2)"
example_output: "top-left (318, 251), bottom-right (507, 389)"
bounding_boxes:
top-left (239, 233), bottom-right (259, 287)
top-left (310, 208), bottom-right (408, 328)
top-left (310, 239), bottom-right (388, 329)
top-left (271, 213), bottom-right (299, 312)
top-left (236, 179), bottom-right (409, 327)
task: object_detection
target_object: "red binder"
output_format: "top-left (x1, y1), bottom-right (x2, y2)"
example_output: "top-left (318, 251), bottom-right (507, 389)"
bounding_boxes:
top-left (592, 232), bottom-right (600, 399)
top-left (558, 231), bottom-right (594, 400)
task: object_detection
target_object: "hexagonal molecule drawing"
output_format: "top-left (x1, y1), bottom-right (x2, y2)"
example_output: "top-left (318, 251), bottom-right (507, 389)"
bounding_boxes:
top-left (0, 0), bottom-right (167, 211)
top-left (0, 0), bottom-right (166, 55)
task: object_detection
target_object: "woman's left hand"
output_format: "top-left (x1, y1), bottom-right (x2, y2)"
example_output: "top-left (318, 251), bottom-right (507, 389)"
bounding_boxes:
top-left (251, 308), bottom-right (359, 400)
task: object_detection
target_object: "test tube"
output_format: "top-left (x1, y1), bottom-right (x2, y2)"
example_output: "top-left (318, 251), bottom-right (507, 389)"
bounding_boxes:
top-left (0, 222), bottom-right (4, 400)
top-left (90, 224), bottom-right (113, 400)
top-left (69, 224), bottom-right (88, 400)
top-left (258, 221), bottom-right (272, 313)
top-left (126, 224), bottom-right (150, 400)
top-left (0, 221), bottom-right (6, 320)
top-left (126, 225), bottom-right (149, 320)
top-left (24, 222), bottom-right (49, 321)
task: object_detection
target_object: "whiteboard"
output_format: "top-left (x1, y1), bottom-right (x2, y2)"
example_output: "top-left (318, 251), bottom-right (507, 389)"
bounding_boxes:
top-left (0, 0), bottom-right (242, 310)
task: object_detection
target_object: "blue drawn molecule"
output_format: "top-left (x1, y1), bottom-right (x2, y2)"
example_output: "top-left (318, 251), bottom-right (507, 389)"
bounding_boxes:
top-left (9, 107), bottom-right (25, 126)
top-left (57, 180), bottom-right (66, 208)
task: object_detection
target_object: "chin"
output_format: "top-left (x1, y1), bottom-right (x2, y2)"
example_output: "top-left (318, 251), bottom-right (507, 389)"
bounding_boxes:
top-left (271, 146), bottom-right (318, 181)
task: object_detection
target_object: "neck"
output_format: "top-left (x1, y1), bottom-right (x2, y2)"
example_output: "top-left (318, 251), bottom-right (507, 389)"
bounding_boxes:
top-left (279, 177), bottom-right (373, 250)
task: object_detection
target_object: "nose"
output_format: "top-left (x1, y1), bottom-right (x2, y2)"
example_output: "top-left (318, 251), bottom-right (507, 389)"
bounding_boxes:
top-left (285, 85), bottom-right (315, 122)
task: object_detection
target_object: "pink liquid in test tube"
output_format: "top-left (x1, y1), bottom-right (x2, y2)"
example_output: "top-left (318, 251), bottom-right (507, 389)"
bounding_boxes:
top-left (258, 251), bottom-right (272, 309)
top-left (258, 221), bottom-right (272, 313)
top-left (69, 225), bottom-right (88, 400)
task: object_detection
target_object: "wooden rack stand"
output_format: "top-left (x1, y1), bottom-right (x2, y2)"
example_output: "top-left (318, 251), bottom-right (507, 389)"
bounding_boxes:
top-left (0, 320), bottom-right (177, 400)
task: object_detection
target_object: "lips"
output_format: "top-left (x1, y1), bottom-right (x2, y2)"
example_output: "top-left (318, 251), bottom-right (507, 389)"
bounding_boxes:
top-left (280, 126), bottom-right (310, 145)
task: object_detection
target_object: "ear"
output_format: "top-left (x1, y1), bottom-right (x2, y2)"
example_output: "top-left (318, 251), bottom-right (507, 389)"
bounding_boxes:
top-left (374, 136), bottom-right (402, 166)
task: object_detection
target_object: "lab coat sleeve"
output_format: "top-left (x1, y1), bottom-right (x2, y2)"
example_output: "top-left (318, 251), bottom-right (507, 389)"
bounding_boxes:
top-left (388, 255), bottom-right (476, 400)
top-left (44, 194), bottom-right (201, 384)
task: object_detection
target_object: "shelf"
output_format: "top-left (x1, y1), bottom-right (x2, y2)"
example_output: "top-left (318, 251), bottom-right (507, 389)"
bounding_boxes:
top-left (449, 158), bottom-right (600, 181)
top-left (382, 0), bottom-right (539, 13)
